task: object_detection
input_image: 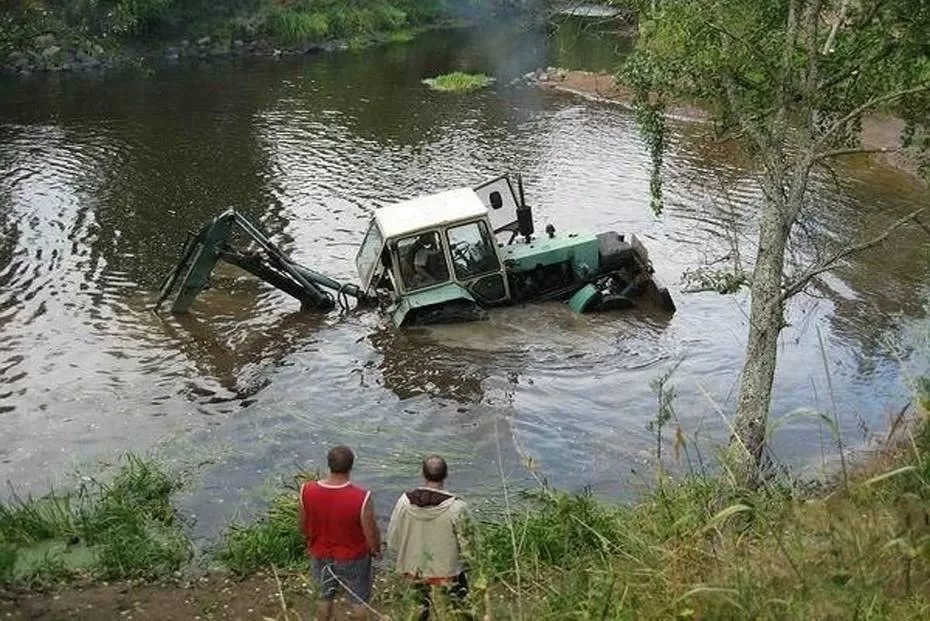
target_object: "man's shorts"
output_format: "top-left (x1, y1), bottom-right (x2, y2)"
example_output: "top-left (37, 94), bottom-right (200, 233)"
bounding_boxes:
top-left (312, 555), bottom-right (373, 603)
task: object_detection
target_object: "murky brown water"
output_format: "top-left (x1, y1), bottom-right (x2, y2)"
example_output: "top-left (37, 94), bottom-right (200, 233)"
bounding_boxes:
top-left (0, 25), bottom-right (927, 534)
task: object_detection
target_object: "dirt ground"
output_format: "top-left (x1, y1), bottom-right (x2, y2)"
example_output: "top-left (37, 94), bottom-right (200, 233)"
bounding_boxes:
top-left (536, 69), bottom-right (925, 181)
top-left (0, 573), bottom-right (345, 621)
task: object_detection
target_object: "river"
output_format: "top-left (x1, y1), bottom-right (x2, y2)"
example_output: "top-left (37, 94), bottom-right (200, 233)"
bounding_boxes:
top-left (0, 23), bottom-right (927, 536)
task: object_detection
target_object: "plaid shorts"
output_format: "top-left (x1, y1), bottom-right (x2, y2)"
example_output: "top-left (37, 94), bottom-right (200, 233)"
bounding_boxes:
top-left (312, 555), bottom-right (373, 603)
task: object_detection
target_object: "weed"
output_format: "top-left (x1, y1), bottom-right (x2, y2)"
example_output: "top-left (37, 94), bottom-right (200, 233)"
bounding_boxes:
top-left (216, 472), bottom-right (315, 575)
top-left (422, 72), bottom-right (496, 93)
top-left (0, 544), bottom-right (14, 583)
top-left (265, 9), bottom-right (330, 44)
top-left (0, 453), bottom-right (191, 586)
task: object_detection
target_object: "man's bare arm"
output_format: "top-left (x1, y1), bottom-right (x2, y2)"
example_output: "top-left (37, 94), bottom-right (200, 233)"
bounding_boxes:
top-left (361, 495), bottom-right (382, 558)
top-left (298, 483), bottom-right (309, 541)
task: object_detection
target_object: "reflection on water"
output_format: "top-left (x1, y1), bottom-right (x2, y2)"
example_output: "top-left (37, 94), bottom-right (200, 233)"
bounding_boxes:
top-left (0, 24), bottom-right (927, 531)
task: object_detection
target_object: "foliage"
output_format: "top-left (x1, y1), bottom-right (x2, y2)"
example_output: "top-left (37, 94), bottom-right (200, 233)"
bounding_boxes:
top-left (0, 453), bottom-right (191, 586)
top-left (453, 421), bottom-right (930, 619)
top-left (621, 0), bottom-right (930, 485)
top-left (216, 471), bottom-right (316, 575)
top-left (423, 71), bottom-right (496, 92)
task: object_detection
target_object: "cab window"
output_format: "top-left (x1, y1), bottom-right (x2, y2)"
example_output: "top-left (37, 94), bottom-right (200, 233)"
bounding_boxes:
top-left (447, 220), bottom-right (500, 281)
top-left (397, 231), bottom-right (450, 290)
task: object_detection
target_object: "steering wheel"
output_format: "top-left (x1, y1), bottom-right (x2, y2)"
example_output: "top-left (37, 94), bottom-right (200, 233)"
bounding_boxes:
top-left (451, 240), bottom-right (472, 264)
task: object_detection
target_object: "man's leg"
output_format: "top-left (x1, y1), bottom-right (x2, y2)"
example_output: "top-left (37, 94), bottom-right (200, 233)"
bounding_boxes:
top-left (340, 555), bottom-right (373, 620)
top-left (447, 573), bottom-right (472, 620)
top-left (312, 558), bottom-right (338, 621)
top-left (317, 600), bottom-right (334, 621)
top-left (416, 582), bottom-right (431, 621)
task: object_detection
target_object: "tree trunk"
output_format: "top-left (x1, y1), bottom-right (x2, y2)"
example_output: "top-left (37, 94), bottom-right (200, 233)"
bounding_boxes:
top-left (729, 202), bottom-right (789, 486)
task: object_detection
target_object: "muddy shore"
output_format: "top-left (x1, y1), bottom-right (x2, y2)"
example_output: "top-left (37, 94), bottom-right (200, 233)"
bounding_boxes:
top-left (532, 68), bottom-right (926, 182)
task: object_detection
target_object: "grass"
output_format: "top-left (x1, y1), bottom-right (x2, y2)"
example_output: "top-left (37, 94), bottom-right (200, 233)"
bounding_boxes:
top-left (0, 453), bottom-right (191, 586)
top-left (206, 406), bottom-right (930, 620)
top-left (423, 71), bottom-right (496, 93)
top-left (215, 471), bottom-right (316, 575)
top-left (6, 386), bottom-right (930, 619)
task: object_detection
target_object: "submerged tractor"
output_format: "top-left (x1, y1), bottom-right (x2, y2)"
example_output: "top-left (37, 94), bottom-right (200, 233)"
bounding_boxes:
top-left (156, 174), bottom-right (675, 326)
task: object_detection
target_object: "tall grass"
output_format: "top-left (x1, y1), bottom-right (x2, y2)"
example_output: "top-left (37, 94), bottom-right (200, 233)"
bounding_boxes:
top-left (0, 453), bottom-right (191, 585)
top-left (261, 0), bottom-right (423, 45)
top-left (216, 472), bottom-right (315, 575)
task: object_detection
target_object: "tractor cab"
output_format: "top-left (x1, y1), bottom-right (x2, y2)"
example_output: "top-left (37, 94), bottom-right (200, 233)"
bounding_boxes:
top-left (356, 179), bottom-right (521, 326)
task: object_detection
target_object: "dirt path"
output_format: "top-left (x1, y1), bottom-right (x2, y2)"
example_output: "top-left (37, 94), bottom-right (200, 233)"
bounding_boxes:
top-left (0, 573), bottom-right (331, 621)
top-left (534, 69), bottom-right (924, 181)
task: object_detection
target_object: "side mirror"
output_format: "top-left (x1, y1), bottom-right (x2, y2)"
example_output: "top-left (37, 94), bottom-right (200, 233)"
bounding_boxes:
top-left (489, 191), bottom-right (503, 210)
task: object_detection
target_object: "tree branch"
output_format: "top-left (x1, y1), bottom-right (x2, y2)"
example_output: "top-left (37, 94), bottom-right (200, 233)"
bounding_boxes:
top-left (813, 146), bottom-right (899, 161)
top-left (821, 0), bottom-right (850, 55)
top-left (811, 84), bottom-right (930, 153)
top-left (778, 206), bottom-right (927, 304)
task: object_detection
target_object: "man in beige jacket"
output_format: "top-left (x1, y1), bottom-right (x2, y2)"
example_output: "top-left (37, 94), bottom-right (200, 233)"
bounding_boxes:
top-left (387, 455), bottom-right (470, 620)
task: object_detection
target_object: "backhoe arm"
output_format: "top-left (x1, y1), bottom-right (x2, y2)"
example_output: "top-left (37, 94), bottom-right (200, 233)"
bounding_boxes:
top-left (156, 209), bottom-right (372, 314)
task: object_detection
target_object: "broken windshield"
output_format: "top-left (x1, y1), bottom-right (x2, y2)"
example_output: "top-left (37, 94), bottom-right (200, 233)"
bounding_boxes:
top-left (355, 220), bottom-right (384, 287)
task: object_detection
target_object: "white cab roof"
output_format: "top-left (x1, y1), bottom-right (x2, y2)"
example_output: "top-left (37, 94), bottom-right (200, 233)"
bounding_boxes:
top-left (374, 187), bottom-right (489, 239)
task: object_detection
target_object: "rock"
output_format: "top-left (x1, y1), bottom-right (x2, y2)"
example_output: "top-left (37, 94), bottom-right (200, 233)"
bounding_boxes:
top-left (10, 54), bottom-right (29, 71)
top-left (34, 33), bottom-right (56, 48)
top-left (92, 44), bottom-right (105, 56)
top-left (181, 39), bottom-right (191, 48)
top-left (209, 44), bottom-right (229, 56)
top-left (164, 46), bottom-right (180, 59)
top-left (321, 40), bottom-right (349, 53)
top-left (196, 36), bottom-right (211, 47)
top-left (303, 43), bottom-right (324, 54)
top-left (233, 39), bottom-right (244, 48)
top-left (42, 45), bottom-right (61, 59)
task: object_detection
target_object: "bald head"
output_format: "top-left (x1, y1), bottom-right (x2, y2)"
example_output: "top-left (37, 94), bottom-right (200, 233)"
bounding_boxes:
top-left (422, 455), bottom-right (448, 483)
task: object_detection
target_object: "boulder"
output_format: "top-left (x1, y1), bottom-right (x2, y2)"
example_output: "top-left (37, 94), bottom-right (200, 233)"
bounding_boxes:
top-left (34, 33), bottom-right (56, 48)
top-left (321, 40), bottom-right (349, 53)
top-left (197, 36), bottom-right (211, 47)
top-left (233, 39), bottom-right (244, 48)
top-left (9, 52), bottom-right (29, 71)
top-left (42, 45), bottom-right (61, 59)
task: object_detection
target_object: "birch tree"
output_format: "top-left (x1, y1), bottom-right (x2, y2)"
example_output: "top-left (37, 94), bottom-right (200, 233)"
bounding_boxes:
top-left (623, 0), bottom-right (930, 485)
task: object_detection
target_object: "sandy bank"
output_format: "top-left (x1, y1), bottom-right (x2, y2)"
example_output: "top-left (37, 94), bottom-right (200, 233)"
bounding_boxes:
top-left (534, 69), bottom-right (925, 182)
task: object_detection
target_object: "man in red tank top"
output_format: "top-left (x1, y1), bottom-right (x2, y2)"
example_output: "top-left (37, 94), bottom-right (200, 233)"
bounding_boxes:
top-left (299, 445), bottom-right (381, 620)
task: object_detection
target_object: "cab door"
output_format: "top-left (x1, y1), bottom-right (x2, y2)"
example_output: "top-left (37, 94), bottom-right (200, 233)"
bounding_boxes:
top-left (445, 218), bottom-right (511, 305)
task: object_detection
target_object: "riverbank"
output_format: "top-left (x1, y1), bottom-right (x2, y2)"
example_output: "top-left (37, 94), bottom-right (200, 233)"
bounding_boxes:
top-left (530, 68), bottom-right (927, 182)
top-left (0, 0), bottom-right (480, 76)
top-left (3, 397), bottom-right (930, 619)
